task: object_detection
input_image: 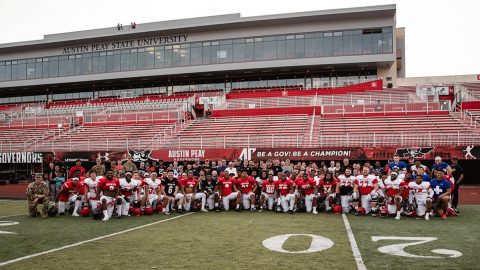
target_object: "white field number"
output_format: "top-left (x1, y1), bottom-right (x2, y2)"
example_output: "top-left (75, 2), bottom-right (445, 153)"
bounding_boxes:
top-left (262, 234), bottom-right (334, 253)
top-left (0, 221), bottom-right (19, 235)
top-left (371, 236), bottom-right (462, 258)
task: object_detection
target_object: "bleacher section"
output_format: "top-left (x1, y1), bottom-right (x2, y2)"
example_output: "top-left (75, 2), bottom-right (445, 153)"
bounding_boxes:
top-left (308, 114), bottom-right (478, 147)
top-left (0, 80), bottom-right (479, 152)
top-left (34, 122), bottom-right (176, 152)
top-left (164, 115), bottom-right (309, 148)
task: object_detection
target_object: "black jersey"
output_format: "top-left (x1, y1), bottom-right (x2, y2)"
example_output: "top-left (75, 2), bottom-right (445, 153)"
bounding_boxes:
top-left (162, 177), bottom-right (179, 196)
top-left (200, 179), bottom-right (218, 194)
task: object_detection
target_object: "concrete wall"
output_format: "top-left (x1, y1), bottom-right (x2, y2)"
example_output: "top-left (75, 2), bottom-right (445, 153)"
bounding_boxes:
top-left (398, 74), bottom-right (480, 86)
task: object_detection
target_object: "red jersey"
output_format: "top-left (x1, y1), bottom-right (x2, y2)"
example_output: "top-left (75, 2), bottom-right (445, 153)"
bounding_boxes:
top-left (69, 166), bottom-right (86, 178)
top-left (262, 180), bottom-right (276, 195)
top-left (319, 179), bottom-right (338, 195)
top-left (58, 180), bottom-right (78, 202)
top-left (182, 178), bottom-right (199, 193)
top-left (297, 178), bottom-right (316, 195)
top-left (218, 177), bottom-right (237, 197)
top-left (236, 177), bottom-right (256, 194)
top-left (98, 177), bottom-right (120, 194)
top-left (275, 179), bottom-right (294, 196)
top-left (294, 178), bottom-right (303, 189)
top-left (354, 175), bottom-right (378, 196)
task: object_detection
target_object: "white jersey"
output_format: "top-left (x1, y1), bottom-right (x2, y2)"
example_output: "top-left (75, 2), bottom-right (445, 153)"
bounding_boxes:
top-left (119, 178), bottom-right (140, 197)
top-left (145, 177), bottom-right (162, 195)
top-left (355, 174), bottom-right (378, 188)
top-left (84, 176), bottom-right (101, 199)
top-left (338, 175), bottom-right (356, 187)
top-left (408, 181), bottom-right (433, 201)
top-left (384, 176), bottom-right (406, 197)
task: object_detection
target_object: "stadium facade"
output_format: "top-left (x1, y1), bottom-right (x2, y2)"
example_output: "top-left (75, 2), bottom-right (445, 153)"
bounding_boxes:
top-left (0, 4), bottom-right (403, 104)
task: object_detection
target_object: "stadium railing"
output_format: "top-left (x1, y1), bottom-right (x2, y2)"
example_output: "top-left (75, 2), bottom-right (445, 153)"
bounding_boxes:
top-left (224, 92), bottom-right (414, 110)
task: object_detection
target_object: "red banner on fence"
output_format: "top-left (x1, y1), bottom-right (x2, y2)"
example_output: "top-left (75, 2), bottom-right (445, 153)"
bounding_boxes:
top-left (48, 145), bottom-right (480, 163)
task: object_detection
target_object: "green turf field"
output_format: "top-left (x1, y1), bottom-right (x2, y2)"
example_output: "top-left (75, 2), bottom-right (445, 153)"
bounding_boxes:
top-left (0, 201), bottom-right (479, 270)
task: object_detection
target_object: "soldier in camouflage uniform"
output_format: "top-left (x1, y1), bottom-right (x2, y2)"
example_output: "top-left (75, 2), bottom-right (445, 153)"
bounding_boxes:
top-left (26, 173), bottom-right (50, 217)
top-left (92, 159), bottom-right (106, 176)
top-left (122, 157), bottom-right (137, 173)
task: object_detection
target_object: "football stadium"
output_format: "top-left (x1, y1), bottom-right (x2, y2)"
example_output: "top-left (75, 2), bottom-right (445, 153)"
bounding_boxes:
top-left (0, 3), bottom-right (479, 270)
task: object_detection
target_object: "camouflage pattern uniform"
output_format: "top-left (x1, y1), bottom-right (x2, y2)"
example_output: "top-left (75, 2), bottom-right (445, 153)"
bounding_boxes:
top-left (26, 181), bottom-right (50, 217)
top-left (92, 164), bottom-right (106, 176)
top-left (123, 162), bottom-right (137, 173)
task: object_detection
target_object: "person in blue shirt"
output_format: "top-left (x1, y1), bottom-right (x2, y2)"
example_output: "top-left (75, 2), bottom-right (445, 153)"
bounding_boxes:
top-left (412, 167), bottom-right (431, 182)
top-left (431, 156), bottom-right (452, 177)
top-left (430, 169), bottom-right (451, 220)
top-left (388, 155), bottom-right (407, 171)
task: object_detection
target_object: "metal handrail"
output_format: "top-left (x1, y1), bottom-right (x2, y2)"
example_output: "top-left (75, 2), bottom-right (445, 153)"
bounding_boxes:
top-left (4, 131), bottom-right (480, 152)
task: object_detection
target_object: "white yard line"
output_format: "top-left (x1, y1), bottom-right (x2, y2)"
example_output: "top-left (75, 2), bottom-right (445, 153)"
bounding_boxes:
top-left (0, 214), bottom-right (26, 219)
top-left (342, 213), bottom-right (367, 270)
top-left (0, 212), bottom-right (194, 267)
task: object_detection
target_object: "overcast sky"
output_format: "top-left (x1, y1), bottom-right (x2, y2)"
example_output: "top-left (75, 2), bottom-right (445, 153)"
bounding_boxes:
top-left (0, 0), bottom-right (478, 77)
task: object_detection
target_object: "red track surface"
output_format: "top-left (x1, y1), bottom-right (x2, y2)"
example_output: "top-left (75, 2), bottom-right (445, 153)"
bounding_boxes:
top-left (1, 183), bottom-right (479, 205)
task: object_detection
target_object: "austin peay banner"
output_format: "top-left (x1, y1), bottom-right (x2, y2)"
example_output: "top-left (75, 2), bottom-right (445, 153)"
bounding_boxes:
top-left (48, 145), bottom-right (480, 163)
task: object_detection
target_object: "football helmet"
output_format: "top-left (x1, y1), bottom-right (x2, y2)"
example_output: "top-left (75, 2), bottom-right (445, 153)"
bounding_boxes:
top-left (379, 206), bottom-right (389, 218)
top-left (356, 207), bottom-right (366, 216)
top-left (144, 207), bottom-right (154, 215)
top-left (332, 204), bottom-right (342, 214)
top-left (47, 204), bottom-right (58, 217)
top-left (132, 207), bottom-right (142, 216)
top-left (92, 208), bottom-right (103, 220)
top-left (80, 207), bottom-right (91, 217)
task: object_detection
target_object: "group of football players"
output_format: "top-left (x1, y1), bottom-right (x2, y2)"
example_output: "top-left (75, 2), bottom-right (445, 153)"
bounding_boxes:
top-left (41, 155), bottom-right (458, 222)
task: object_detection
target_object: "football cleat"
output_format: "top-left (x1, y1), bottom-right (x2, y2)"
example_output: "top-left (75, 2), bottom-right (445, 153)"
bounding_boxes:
top-left (201, 208), bottom-right (208, 212)
top-left (425, 213), bottom-right (430, 221)
top-left (72, 212), bottom-right (80, 217)
top-left (447, 208), bottom-right (457, 217)
top-left (312, 209), bottom-right (318, 215)
top-left (102, 216), bottom-right (109, 222)
top-left (258, 207), bottom-right (264, 213)
top-left (442, 214), bottom-right (447, 220)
